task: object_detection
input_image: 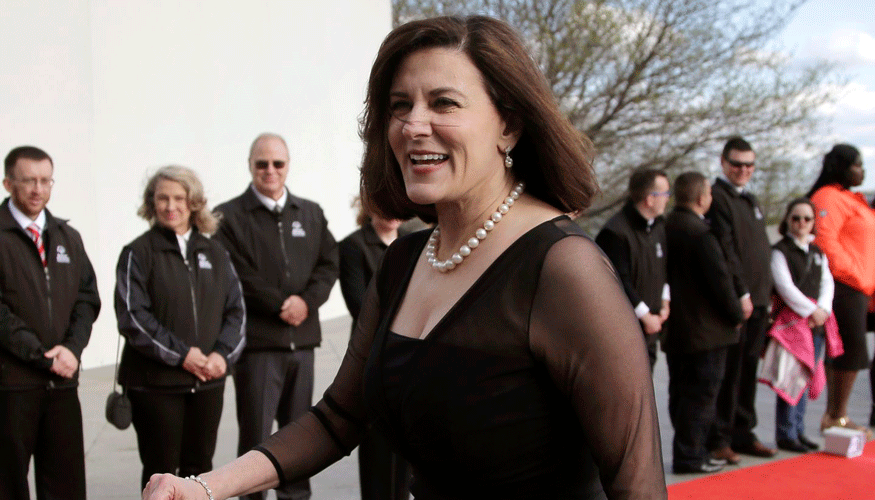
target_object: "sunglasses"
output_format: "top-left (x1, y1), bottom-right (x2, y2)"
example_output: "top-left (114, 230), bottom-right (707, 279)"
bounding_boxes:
top-left (725, 158), bottom-right (755, 169)
top-left (790, 215), bottom-right (813, 223)
top-left (254, 160), bottom-right (286, 170)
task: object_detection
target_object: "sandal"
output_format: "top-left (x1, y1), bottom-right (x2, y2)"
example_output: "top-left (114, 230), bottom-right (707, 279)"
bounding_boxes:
top-left (821, 414), bottom-right (874, 441)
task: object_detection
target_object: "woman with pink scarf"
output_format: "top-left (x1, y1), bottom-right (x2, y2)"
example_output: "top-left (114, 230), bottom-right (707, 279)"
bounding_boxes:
top-left (767, 198), bottom-right (842, 452)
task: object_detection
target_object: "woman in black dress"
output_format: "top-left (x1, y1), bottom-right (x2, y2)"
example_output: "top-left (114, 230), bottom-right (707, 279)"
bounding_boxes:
top-left (338, 200), bottom-right (410, 500)
top-left (144, 16), bottom-right (665, 500)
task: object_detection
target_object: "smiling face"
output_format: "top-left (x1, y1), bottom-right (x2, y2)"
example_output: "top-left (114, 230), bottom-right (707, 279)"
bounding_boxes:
top-left (154, 178), bottom-right (191, 235)
top-left (3, 158), bottom-right (53, 219)
top-left (387, 47), bottom-right (516, 209)
top-left (249, 136), bottom-right (290, 200)
top-left (721, 149), bottom-right (756, 188)
top-left (787, 202), bottom-right (815, 240)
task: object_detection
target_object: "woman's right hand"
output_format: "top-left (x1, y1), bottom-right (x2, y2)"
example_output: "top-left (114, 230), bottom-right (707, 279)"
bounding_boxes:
top-left (182, 347), bottom-right (209, 382)
top-left (142, 474), bottom-right (209, 500)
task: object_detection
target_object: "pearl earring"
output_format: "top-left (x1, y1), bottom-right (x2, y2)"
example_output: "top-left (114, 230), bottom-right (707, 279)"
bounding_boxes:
top-left (504, 146), bottom-right (513, 169)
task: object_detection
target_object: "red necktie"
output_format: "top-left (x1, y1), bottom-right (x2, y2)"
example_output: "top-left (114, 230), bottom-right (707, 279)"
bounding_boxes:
top-left (26, 223), bottom-right (46, 267)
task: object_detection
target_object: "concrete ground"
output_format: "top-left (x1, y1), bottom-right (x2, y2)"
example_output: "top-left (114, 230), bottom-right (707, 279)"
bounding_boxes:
top-left (60, 316), bottom-right (873, 499)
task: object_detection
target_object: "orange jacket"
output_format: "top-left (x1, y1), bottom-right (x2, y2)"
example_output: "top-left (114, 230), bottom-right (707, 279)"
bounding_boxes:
top-left (811, 184), bottom-right (875, 295)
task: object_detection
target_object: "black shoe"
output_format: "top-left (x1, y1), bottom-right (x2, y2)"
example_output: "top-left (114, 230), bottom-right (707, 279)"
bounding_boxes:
top-left (797, 434), bottom-right (819, 450)
top-left (735, 440), bottom-right (778, 457)
top-left (776, 438), bottom-right (809, 453)
top-left (673, 461), bottom-right (725, 474)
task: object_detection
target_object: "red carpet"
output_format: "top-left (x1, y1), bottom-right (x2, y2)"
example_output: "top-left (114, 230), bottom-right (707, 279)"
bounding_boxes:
top-left (668, 441), bottom-right (875, 499)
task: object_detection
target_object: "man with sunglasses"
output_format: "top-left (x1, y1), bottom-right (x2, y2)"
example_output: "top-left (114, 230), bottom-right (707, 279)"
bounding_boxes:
top-left (596, 168), bottom-right (671, 372)
top-left (0, 146), bottom-right (101, 499)
top-left (706, 136), bottom-right (776, 464)
top-left (215, 133), bottom-right (339, 500)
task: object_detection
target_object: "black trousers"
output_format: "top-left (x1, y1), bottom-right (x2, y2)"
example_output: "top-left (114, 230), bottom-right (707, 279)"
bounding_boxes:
top-left (645, 330), bottom-right (659, 373)
top-left (0, 387), bottom-right (86, 500)
top-left (128, 384), bottom-right (224, 491)
top-left (710, 307), bottom-right (768, 450)
top-left (358, 429), bottom-right (411, 500)
top-left (234, 349), bottom-right (314, 500)
top-left (667, 346), bottom-right (727, 468)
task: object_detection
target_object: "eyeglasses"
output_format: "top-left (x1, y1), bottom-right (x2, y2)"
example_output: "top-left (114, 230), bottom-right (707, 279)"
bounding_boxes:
top-left (725, 158), bottom-right (755, 169)
top-left (650, 190), bottom-right (671, 197)
top-left (790, 215), bottom-right (813, 223)
top-left (13, 177), bottom-right (54, 188)
top-left (253, 160), bottom-right (286, 170)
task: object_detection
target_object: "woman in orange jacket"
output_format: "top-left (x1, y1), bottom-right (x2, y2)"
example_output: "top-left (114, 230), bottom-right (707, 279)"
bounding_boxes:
top-left (808, 144), bottom-right (874, 439)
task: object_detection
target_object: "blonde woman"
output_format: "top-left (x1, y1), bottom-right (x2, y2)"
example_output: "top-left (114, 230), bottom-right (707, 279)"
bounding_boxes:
top-left (115, 166), bottom-right (245, 490)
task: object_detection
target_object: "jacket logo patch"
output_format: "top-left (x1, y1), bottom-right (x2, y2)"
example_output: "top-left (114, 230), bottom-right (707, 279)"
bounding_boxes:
top-left (754, 207), bottom-right (764, 220)
top-left (56, 245), bottom-right (71, 264)
top-left (655, 242), bottom-right (664, 258)
top-left (198, 253), bottom-right (213, 269)
top-left (291, 221), bottom-right (306, 237)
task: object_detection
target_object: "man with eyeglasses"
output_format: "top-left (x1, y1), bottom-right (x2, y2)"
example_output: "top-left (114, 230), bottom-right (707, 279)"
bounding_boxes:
top-left (596, 168), bottom-right (671, 372)
top-left (214, 133), bottom-right (338, 500)
top-left (706, 136), bottom-right (776, 465)
top-left (0, 145), bottom-right (101, 499)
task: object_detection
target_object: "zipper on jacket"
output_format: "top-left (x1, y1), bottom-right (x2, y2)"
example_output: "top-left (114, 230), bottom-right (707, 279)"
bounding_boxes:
top-left (183, 254), bottom-right (199, 341)
top-left (44, 267), bottom-right (52, 327)
top-left (276, 216), bottom-right (291, 279)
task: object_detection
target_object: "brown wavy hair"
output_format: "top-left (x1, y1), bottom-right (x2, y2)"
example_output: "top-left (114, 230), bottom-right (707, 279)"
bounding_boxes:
top-left (359, 15), bottom-right (598, 223)
top-left (138, 165), bottom-right (221, 235)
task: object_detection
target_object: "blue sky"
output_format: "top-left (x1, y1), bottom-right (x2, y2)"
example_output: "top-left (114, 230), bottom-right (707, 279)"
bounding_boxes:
top-left (774, 0), bottom-right (875, 189)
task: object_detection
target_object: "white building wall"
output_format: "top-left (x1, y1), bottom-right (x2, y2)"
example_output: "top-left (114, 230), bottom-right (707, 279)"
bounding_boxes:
top-left (0, 0), bottom-right (392, 368)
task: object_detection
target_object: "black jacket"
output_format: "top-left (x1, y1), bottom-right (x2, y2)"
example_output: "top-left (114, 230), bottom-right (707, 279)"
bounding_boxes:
top-left (0, 199), bottom-right (101, 389)
top-left (114, 225), bottom-right (246, 389)
top-left (707, 178), bottom-right (773, 306)
top-left (773, 237), bottom-right (826, 306)
top-left (595, 201), bottom-right (667, 314)
top-left (214, 187), bottom-right (338, 350)
top-left (664, 207), bottom-right (744, 353)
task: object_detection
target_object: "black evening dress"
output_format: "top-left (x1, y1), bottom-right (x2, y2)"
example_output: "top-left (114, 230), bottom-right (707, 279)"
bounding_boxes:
top-left (257, 216), bottom-right (666, 500)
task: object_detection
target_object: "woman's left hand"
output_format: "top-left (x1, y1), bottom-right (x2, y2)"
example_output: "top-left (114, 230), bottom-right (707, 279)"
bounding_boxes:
top-left (204, 352), bottom-right (227, 380)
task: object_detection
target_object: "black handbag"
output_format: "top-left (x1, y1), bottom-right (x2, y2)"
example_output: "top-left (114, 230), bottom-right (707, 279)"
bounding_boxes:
top-left (105, 335), bottom-right (132, 430)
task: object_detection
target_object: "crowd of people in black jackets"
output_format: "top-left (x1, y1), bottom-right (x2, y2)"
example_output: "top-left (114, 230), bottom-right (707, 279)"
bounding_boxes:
top-left (596, 137), bottom-right (873, 474)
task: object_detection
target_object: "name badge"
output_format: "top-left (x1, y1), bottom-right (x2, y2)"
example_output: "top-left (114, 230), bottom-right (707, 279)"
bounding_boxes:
top-left (813, 253), bottom-right (822, 266)
top-left (655, 242), bottom-right (664, 259)
top-left (291, 221), bottom-right (306, 237)
top-left (198, 253), bottom-right (213, 269)
top-left (56, 245), bottom-right (71, 264)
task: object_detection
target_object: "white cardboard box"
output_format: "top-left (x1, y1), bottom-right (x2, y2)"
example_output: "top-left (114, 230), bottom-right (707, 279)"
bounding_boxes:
top-left (823, 427), bottom-right (866, 458)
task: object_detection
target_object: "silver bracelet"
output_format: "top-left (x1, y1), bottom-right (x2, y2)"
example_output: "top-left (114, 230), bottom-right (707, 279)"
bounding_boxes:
top-left (186, 475), bottom-right (215, 500)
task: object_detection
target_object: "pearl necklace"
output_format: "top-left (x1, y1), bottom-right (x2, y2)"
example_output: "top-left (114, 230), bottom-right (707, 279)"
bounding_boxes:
top-left (426, 182), bottom-right (525, 273)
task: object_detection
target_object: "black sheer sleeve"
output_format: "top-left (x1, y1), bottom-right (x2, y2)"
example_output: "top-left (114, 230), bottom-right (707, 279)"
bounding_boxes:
top-left (530, 235), bottom-right (667, 500)
top-left (255, 277), bottom-right (379, 483)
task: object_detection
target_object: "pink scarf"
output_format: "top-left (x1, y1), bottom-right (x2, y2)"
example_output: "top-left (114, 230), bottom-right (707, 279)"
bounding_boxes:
top-left (760, 302), bottom-right (843, 404)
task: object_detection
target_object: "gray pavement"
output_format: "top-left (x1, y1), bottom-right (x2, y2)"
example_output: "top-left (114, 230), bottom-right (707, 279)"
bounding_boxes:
top-left (69, 316), bottom-right (873, 499)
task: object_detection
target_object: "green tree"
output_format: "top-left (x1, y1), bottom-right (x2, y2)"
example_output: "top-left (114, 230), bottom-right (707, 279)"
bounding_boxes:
top-left (393, 0), bottom-right (838, 231)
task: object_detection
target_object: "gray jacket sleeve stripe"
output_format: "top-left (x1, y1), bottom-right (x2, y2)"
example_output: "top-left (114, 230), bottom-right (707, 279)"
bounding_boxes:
top-left (116, 249), bottom-right (184, 365)
top-left (220, 256), bottom-right (246, 364)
